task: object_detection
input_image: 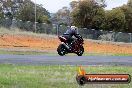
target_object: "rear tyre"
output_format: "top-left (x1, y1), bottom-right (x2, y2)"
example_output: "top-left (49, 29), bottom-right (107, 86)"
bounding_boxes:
top-left (57, 44), bottom-right (66, 56)
top-left (76, 46), bottom-right (84, 56)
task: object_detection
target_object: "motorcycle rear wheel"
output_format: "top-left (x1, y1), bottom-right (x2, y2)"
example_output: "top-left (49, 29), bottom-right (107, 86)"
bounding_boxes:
top-left (57, 44), bottom-right (66, 56)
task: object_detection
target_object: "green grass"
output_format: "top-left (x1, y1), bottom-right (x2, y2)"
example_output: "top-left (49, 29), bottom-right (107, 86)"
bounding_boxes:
top-left (0, 49), bottom-right (132, 56)
top-left (84, 52), bottom-right (132, 56)
top-left (112, 53), bottom-right (132, 56)
top-left (0, 64), bottom-right (131, 88)
top-left (0, 50), bottom-right (56, 55)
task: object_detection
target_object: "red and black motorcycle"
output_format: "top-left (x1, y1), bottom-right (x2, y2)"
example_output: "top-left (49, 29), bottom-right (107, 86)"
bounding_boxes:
top-left (57, 36), bottom-right (84, 56)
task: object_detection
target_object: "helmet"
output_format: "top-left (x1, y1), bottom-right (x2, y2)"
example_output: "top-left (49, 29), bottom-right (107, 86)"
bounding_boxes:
top-left (71, 26), bottom-right (77, 30)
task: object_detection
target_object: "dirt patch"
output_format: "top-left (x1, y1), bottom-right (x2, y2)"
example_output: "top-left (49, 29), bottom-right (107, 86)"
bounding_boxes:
top-left (0, 34), bottom-right (132, 54)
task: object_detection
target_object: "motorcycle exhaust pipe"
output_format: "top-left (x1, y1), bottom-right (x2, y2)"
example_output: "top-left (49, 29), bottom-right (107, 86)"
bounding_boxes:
top-left (61, 42), bottom-right (70, 50)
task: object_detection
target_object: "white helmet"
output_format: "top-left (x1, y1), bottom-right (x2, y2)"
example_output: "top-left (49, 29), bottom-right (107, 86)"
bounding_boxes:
top-left (71, 26), bottom-right (77, 30)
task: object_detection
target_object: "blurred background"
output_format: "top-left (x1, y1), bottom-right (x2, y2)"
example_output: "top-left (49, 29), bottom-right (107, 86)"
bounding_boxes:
top-left (0, 0), bottom-right (132, 43)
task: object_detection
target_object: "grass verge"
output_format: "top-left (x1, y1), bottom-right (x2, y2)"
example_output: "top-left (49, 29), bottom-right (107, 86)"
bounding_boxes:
top-left (0, 49), bottom-right (132, 56)
top-left (0, 64), bottom-right (131, 88)
top-left (0, 50), bottom-right (56, 55)
top-left (83, 52), bottom-right (132, 56)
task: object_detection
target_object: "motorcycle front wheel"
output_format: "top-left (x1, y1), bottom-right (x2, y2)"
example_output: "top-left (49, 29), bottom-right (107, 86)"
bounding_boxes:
top-left (57, 44), bottom-right (66, 56)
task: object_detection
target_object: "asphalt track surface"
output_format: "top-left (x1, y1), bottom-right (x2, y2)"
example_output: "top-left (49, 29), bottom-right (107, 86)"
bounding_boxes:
top-left (0, 55), bottom-right (132, 66)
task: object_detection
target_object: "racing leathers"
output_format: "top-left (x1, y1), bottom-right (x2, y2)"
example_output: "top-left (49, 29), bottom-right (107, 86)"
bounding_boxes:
top-left (62, 28), bottom-right (81, 49)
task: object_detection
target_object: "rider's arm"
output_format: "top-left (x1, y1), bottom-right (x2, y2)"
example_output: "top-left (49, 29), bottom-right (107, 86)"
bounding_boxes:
top-left (73, 30), bottom-right (83, 41)
top-left (73, 29), bottom-right (80, 38)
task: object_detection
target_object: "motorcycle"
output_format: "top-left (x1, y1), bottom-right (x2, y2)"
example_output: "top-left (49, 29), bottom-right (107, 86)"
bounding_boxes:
top-left (57, 35), bottom-right (84, 56)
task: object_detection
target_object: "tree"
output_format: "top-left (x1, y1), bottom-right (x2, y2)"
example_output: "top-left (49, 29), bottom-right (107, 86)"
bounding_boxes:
top-left (16, 0), bottom-right (50, 23)
top-left (70, 1), bottom-right (78, 10)
top-left (36, 4), bottom-right (50, 23)
top-left (52, 6), bottom-right (71, 25)
top-left (16, 1), bottom-right (35, 22)
top-left (128, 0), bottom-right (132, 7)
top-left (0, 0), bottom-right (13, 19)
top-left (91, 7), bottom-right (105, 29)
top-left (120, 0), bottom-right (132, 32)
top-left (71, 0), bottom-right (105, 28)
top-left (102, 8), bottom-right (125, 32)
top-left (0, 6), bottom-right (3, 18)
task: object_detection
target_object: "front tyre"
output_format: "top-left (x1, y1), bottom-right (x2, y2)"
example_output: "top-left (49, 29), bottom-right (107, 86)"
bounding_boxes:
top-left (76, 46), bottom-right (84, 56)
top-left (57, 44), bottom-right (66, 56)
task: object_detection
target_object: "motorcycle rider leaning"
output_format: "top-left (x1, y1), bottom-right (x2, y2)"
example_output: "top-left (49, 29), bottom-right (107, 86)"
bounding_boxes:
top-left (62, 26), bottom-right (82, 50)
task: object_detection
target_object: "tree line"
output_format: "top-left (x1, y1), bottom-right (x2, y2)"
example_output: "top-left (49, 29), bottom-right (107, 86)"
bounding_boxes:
top-left (54, 0), bottom-right (132, 33)
top-left (0, 0), bottom-right (132, 33)
top-left (0, 0), bottom-right (50, 24)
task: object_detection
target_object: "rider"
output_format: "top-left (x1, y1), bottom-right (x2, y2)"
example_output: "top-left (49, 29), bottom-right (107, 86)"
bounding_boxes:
top-left (63, 26), bottom-right (82, 49)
